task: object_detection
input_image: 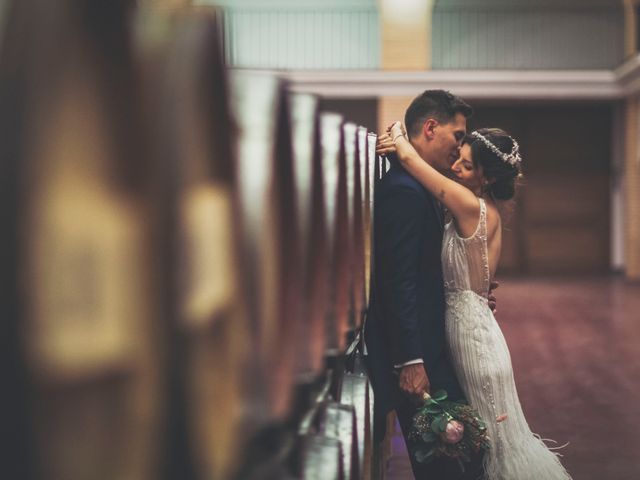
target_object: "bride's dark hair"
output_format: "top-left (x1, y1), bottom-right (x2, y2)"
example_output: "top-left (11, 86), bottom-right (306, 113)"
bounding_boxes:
top-left (465, 128), bottom-right (522, 201)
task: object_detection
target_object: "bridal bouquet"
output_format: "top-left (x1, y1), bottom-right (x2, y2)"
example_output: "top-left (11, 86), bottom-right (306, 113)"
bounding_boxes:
top-left (410, 390), bottom-right (490, 469)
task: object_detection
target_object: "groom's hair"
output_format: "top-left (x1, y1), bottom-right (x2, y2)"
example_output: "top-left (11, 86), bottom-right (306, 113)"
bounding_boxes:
top-left (404, 90), bottom-right (472, 138)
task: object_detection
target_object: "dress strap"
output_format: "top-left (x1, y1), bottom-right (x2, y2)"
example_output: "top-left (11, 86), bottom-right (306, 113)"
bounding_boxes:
top-left (478, 198), bottom-right (491, 293)
top-left (478, 198), bottom-right (487, 238)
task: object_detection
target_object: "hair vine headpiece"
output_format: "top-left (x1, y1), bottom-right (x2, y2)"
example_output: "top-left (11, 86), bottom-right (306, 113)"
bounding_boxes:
top-left (470, 131), bottom-right (521, 167)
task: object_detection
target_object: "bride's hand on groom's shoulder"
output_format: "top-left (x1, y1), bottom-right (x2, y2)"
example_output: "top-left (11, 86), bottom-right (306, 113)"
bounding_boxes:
top-left (398, 363), bottom-right (430, 400)
top-left (376, 132), bottom-right (396, 156)
top-left (377, 121), bottom-right (408, 156)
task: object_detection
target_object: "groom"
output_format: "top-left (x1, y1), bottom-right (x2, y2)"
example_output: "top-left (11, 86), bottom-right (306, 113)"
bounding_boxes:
top-left (365, 90), bottom-right (484, 479)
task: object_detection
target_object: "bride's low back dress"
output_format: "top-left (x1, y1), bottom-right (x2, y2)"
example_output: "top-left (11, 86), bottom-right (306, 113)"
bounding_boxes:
top-left (443, 198), bottom-right (571, 480)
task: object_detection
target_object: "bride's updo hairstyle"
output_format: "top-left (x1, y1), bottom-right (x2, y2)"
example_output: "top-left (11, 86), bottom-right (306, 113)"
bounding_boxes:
top-left (465, 128), bottom-right (522, 201)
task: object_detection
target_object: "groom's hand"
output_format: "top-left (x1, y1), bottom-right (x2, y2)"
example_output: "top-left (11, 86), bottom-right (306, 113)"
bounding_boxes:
top-left (399, 363), bottom-right (430, 399)
top-left (488, 280), bottom-right (499, 315)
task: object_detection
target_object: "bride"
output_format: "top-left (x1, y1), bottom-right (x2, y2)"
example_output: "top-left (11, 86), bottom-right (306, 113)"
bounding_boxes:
top-left (377, 122), bottom-right (571, 480)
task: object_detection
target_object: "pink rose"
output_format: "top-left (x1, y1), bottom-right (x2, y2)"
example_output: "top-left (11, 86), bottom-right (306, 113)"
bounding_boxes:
top-left (442, 420), bottom-right (464, 444)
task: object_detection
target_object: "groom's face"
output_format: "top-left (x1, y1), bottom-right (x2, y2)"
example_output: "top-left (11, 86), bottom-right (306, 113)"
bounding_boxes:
top-left (429, 113), bottom-right (467, 173)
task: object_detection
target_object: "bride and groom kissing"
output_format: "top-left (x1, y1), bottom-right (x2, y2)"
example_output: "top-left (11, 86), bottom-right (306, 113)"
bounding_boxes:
top-left (364, 90), bottom-right (571, 479)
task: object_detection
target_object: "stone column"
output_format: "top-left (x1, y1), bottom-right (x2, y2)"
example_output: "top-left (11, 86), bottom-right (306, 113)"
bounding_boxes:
top-left (624, 0), bottom-right (638, 59)
top-left (377, 0), bottom-right (435, 134)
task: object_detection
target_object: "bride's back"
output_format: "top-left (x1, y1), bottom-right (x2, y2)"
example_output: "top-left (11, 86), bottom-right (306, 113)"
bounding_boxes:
top-left (442, 197), bottom-right (501, 297)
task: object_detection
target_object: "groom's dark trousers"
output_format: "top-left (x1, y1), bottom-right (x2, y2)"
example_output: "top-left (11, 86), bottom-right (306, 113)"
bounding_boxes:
top-left (365, 161), bottom-right (483, 479)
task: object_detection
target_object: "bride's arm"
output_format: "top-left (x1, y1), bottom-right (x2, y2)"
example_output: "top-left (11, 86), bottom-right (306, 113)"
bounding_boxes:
top-left (386, 123), bottom-right (479, 224)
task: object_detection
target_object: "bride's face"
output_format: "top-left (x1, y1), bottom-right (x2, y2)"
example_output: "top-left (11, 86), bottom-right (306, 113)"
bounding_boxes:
top-left (450, 144), bottom-right (484, 194)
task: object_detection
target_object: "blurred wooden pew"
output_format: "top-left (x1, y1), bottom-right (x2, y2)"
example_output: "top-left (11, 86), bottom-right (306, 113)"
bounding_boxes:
top-left (136, 7), bottom-right (252, 480)
top-left (0, 1), bottom-right (164, 479)
top-left (0, 1), bottom-right (382, 477)
top-left (289, 93), bottom-right (328, 380)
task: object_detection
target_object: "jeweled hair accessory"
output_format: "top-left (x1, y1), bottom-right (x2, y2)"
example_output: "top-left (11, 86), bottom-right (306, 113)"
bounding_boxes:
top-left (470, 131), bottom-right (521, 167)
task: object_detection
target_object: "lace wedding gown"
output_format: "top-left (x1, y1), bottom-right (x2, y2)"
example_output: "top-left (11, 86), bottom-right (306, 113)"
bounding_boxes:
top-left (443, 198), bottom-right (571, 480)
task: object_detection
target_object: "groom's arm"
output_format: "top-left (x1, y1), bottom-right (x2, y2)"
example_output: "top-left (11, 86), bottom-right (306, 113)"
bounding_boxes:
top-left (377, 184), bottom-right (433, 397)
top-left (376, 184), bottom-right (427, 366)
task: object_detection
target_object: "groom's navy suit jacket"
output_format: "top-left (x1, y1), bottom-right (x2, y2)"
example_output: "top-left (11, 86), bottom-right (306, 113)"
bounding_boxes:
top-left (365, 158), bottom-right (464, 441)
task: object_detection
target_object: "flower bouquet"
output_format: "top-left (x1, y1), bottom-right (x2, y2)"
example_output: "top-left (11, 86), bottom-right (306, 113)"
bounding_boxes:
top-left (410, 390), bottom-right (491, 470)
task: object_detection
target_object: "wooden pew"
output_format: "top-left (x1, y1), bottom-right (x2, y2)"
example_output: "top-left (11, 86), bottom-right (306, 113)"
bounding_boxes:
top-left (289, 92), bottom-right (328, 379)
top-left (0, 1), bottom-right (37, 476)
top-left (322, 402), bottom-right (360, 480)
top-left (288, 92), bottom-right (336, 461)
top-left (0, 0), bottom-right (378, 476)
top-left (316, 118), bottom-right (377, 480)
top-left (137, 7), bottom-right (252, 479)
top-left (352, 126), bottom-right (367, 329)
top-left (297, 371), bottom-right (343, 480)
top-left (0, 1), bottom-right (163, 479)
top-left (231, 72), bottom-right (303, 471)
top-left (297, 368), bottom-right (368, 480)
top-left (328, 130), bottom-right (378, 480)
top-left (340, 372), bottom-right (370, 479)
top-left (301, 436), bottom-right (343, 480)
top-left (364, 133), bottom-right (378, 307)
top-left (364, 133), bottom-right (378, 480)
top-left (320, 112), bottom-right (349, 356)
top-left (342, 121), bottom-right (359, 343)
top-left (297, 357), bottom-right (372, 480)
top-left (228, 70), bottom-right (307, 480)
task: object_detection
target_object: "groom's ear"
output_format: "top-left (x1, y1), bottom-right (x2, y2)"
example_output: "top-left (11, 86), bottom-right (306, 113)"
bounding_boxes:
top-left (423, 119), bottom-right (438, 140)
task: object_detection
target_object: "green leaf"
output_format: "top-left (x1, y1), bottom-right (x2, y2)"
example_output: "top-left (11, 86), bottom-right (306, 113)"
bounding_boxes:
top-left (421, 431), bottom-right (437, 443)
top-left (431, 414), bottom-right (448, 433)
top-left (430, 418), bottom-right (441, 433)
top-left (426, 405), bottom-right (441, 414)
top-left (433, 390), bottom-right (448, 401)
top-left (439, 415), bottom-right (450, 432)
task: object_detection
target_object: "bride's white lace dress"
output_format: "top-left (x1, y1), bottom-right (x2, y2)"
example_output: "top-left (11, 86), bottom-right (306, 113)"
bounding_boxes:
top-left (443, 198), bottom-right (571, 480)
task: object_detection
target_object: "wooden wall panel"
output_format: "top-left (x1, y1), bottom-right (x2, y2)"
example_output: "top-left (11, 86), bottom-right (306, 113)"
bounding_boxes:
top-left (320, 98), bottom-right (378, 134)
top-left (469, 103), bottom-right (612, 274)
top-left (527, 227), bottom-right (606, 270)
top-left (524, 175), bottom-right (610, 272)
top-left (432, 1), bottom-right (624, 70)
top-left (624, 98), bottom-right (640, 279)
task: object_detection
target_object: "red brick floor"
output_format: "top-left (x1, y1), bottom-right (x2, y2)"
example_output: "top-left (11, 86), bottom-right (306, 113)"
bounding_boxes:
top-left (386, 276), bottom-right (640, 480)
